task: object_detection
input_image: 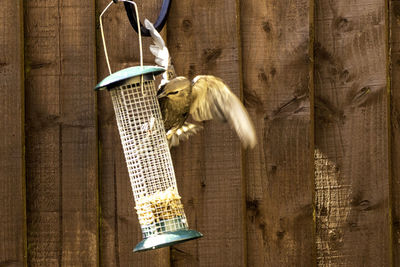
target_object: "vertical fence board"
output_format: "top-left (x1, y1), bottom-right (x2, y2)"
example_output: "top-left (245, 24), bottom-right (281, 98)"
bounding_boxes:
top-left (315, 0), bottom-right (390, 265)
top-left (391, 0), bottom-right (400, 265)
top-left (167, 1), bottom-right (245, 266)
top-left (96, 1), bottom-right (169, 266)
top-left (241, 0), bottom-right (314, 266)
top-left (0, 0), bottom-right (26, 265)
top-left (58, 2), bottom-right (98, 265)
top-left (25, 1), bottom-right (61, 265)
top-left (25, 0), bottom-right (98, 266)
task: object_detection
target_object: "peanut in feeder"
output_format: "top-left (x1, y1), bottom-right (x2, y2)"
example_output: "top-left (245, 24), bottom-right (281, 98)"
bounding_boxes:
top-left (95, 0), bottom-right (202, 252)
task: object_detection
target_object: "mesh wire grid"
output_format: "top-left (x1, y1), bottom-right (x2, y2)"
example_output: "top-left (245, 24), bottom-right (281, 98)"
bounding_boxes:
top-left (110, 78), bottom-right (188, 238)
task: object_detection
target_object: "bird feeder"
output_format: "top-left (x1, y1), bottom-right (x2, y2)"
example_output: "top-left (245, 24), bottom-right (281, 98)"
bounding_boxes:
top-left (95, 0), bottom-right (202, 252)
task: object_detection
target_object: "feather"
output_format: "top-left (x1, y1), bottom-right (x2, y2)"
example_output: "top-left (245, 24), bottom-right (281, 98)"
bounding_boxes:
top-left (166, 122), bottom-right (202, 147)
top-left (144, 19), bottom-right (176, 86)
top-left (190, 76), bottom-right (257, 148)
top-left (145, 22), bottom-right (256, 148)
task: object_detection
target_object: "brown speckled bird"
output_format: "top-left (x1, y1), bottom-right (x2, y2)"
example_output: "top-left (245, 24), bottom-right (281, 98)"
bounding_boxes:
top-left (145, 20), bottom-right (257, 148)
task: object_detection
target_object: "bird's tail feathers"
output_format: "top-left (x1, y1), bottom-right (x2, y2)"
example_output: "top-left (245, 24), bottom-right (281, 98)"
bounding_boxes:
top-left (166, 123), bottom-right (202, 148)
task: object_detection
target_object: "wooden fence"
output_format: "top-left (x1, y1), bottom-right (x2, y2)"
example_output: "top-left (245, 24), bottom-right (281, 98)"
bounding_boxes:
top-left (0, 0), bottom-right (398, 266)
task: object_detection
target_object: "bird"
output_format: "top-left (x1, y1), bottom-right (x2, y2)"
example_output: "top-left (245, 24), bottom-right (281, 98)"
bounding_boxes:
top-left (144, 19), bottom-right (257, 148)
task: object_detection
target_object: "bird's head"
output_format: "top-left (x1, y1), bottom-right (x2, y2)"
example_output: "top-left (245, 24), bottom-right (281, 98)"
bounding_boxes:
top-left (157, 76), bottom-right (191, 100)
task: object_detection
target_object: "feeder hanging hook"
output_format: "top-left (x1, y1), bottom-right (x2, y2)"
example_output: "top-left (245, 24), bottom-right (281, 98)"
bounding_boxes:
top-left (123, 0), bottom-right (172, 36)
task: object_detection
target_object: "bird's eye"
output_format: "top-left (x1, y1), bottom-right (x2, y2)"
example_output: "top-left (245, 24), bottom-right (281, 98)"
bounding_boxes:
top-left (168, 91), bottom-right (179, 95)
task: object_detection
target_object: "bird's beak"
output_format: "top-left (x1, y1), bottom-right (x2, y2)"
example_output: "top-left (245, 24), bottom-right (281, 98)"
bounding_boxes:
top-left (157, 85), bottom-right (167, 98)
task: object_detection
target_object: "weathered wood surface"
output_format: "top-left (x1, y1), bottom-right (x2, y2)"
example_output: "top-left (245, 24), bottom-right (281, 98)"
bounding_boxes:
top-left (391, 0), bottom-right (400, 265)
top-left (315, 0), bottom-right (390, 265)
top-left (96, 1), bottom-right (170, 266)
top-left (0, 0), bottom-right (26, 266)
top-left (167, 1), bottom-right (246, 266)
top-left (25, 1), bottom-right (98, 266)
top-left (241, 0), bottom-right (315, 266)
top-left (0, 0), bottom-right (397, 266)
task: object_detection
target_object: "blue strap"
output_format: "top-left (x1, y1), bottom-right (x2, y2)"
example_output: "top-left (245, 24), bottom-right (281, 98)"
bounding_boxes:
top-left (124, 0), bottom-right (172, 37)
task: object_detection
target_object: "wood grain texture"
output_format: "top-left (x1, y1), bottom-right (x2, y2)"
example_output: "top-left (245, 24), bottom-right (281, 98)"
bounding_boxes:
top-left (167, 1), bottom-right (246, 266)
top-left (96, 1), bottom-right (169, 266)
top-left (0, 0), bottom-right (26, 266)
top-left (25, 1), bottom-right (98, 266)
top-left (391, 0), bottom-right (400, 265)
top-left (315, 0), bottom-right (390, 265)
top-left (5, 0), bottom-right (396, 265)
top-left (241, 0), bottom-right (314, 266)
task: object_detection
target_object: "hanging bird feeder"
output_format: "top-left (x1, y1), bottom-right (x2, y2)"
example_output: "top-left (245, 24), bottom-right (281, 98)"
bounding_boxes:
top-left (95, 0), bottom-right (202, 252)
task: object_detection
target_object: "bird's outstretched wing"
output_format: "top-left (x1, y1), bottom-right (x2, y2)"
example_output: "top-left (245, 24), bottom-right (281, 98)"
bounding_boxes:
top-left (190, 75), bottom-right (257, 148)
top-left (144, 19), bottom-right (176, 87)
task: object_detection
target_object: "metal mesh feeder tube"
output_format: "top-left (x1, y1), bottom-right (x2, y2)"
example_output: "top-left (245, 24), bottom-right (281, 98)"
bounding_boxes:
top-left (95, 66), bottom-right (202, 252)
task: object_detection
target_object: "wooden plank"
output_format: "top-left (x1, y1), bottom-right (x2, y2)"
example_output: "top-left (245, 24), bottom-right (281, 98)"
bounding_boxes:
top-left (167, 1), bottom-right (246, 266)
top-left (391, 1), bottom-right (400, 265)
top-left (0, 0), bottom-right (26, 265)
top-left (25, 1), bottom-right (98, 265)
top-left (240, 0), bottom-right (314, 266)
top-left (315, 0), bottom-right (390, 265)
top-left (96, 1), bottom-right (169, 266)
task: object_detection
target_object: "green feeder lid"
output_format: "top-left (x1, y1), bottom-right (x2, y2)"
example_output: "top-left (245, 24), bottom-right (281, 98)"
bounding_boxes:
top-left (134, 229), bottom-right (203, 252)
top-left (94, 66), bottom-right (165, 91)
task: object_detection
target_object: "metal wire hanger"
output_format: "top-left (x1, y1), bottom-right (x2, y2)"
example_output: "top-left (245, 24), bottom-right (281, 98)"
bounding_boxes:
top-left (100, 0), bottom-right (144, 75)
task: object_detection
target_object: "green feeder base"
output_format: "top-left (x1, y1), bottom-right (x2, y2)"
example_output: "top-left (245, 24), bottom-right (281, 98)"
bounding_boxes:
top-left (134, 229), bottom-right (203, 252)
